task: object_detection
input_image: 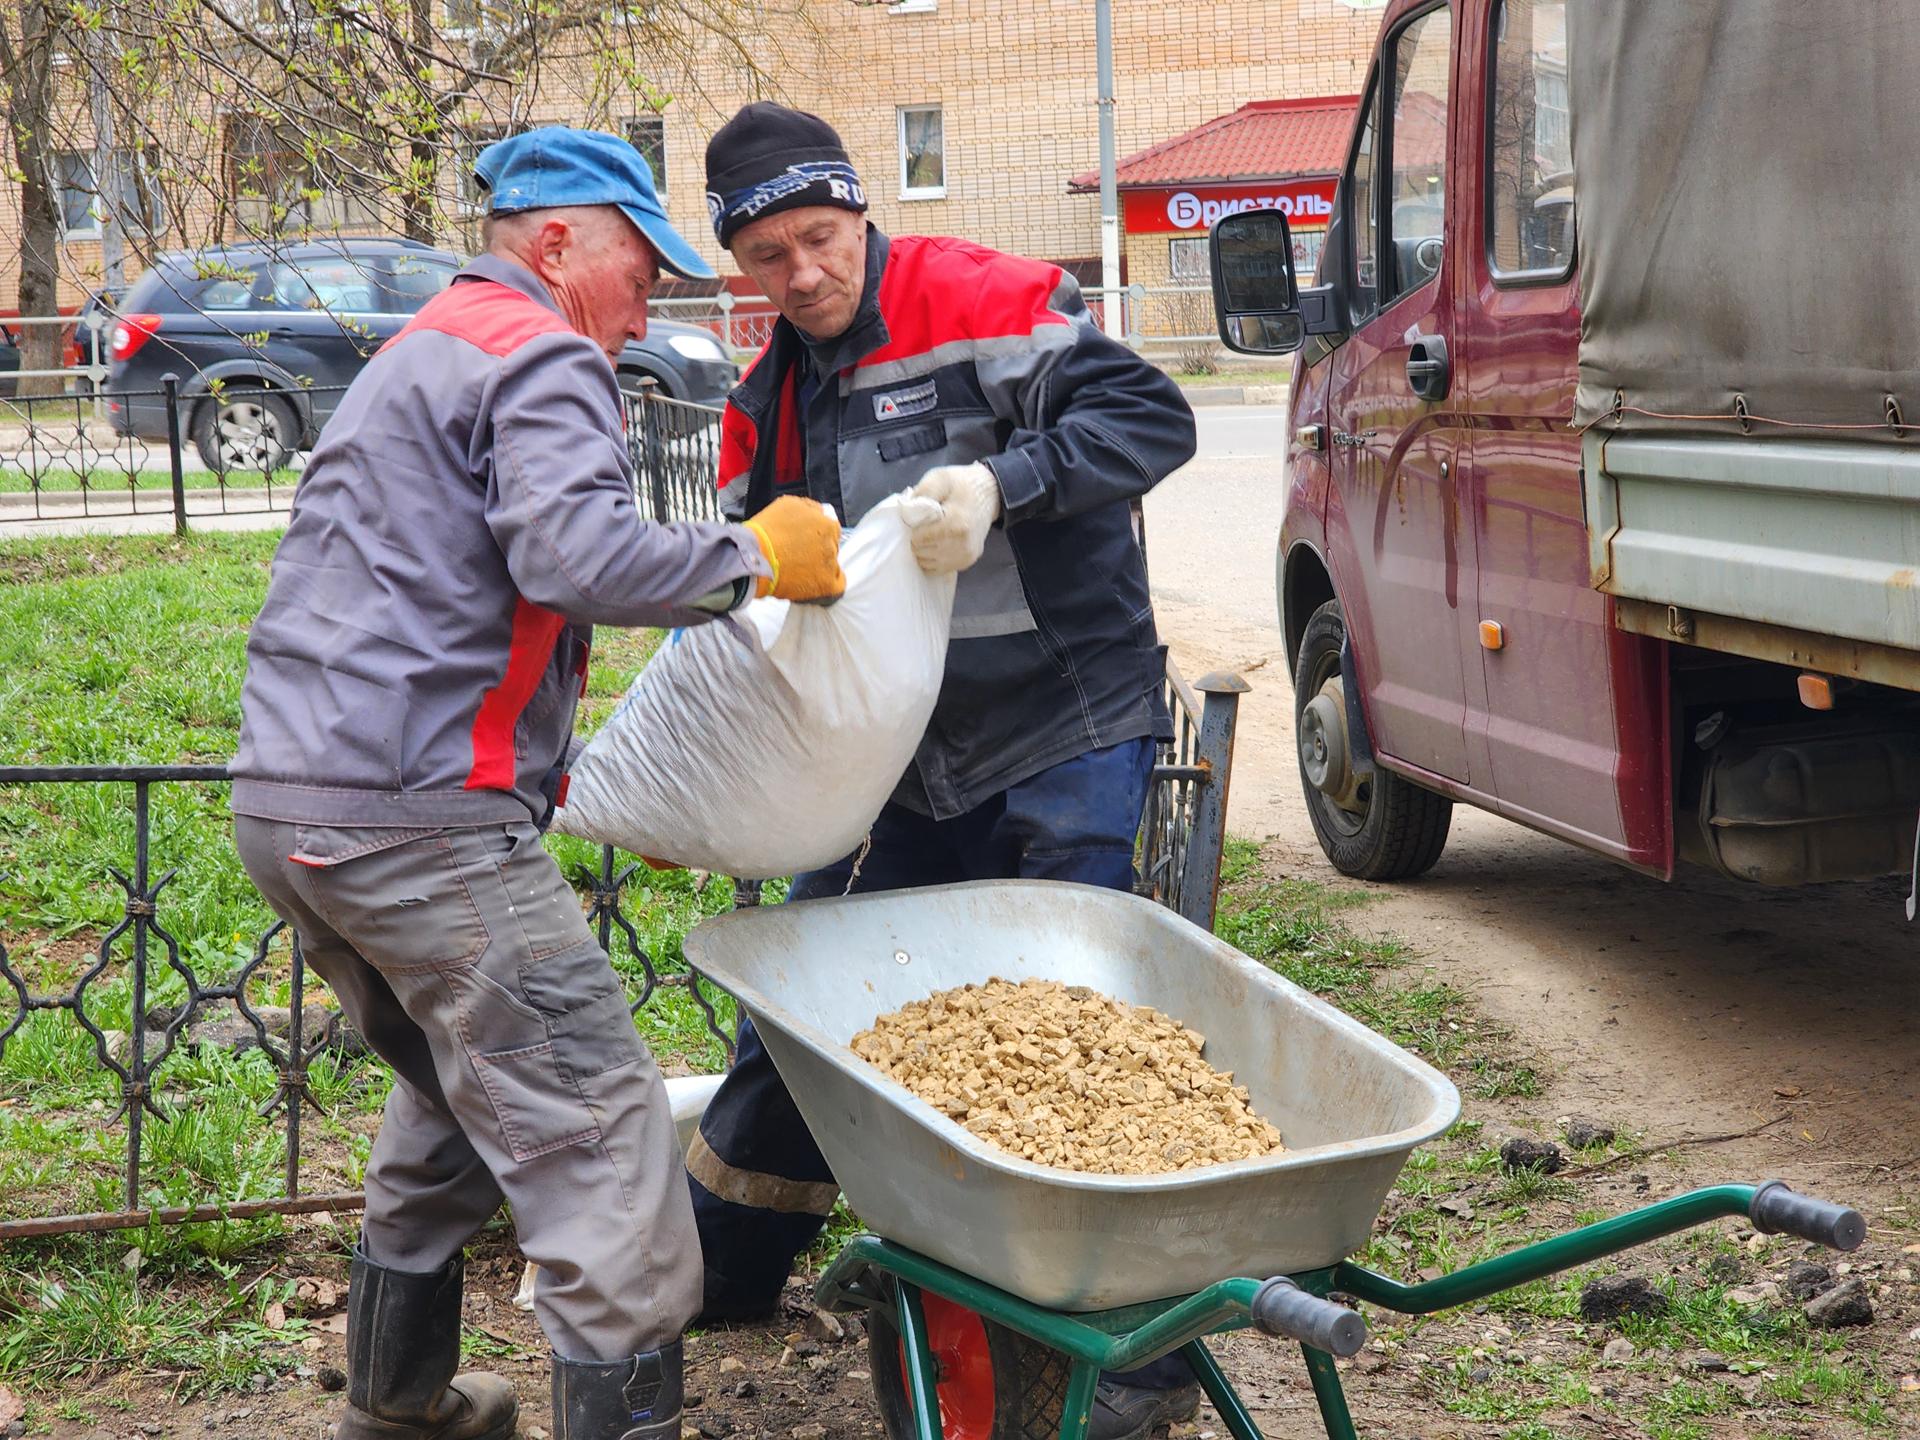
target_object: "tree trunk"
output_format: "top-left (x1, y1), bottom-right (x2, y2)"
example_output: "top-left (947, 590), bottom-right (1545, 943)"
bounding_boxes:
top-left (403, 0), bottom-right (437, 242)
top-left (8, 0), bottom-right (68, 396)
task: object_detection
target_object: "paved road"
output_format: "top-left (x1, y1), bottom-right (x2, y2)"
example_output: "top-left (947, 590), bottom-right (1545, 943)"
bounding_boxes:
top-left (1149, 404), bottom-right (1920, 1172)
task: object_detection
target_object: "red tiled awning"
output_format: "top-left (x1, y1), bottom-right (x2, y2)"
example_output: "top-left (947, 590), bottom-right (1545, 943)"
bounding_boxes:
top-left (1068, 97), bottom-right (1359, 192)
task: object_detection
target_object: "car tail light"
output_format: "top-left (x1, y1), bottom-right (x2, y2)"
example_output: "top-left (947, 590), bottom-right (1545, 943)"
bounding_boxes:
top-left (110, 314), bottom-right (162, 363)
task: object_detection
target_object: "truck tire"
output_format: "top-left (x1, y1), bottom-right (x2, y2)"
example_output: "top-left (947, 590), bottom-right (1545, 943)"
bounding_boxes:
top-left (1295, 599), bottom-right (1451, 880)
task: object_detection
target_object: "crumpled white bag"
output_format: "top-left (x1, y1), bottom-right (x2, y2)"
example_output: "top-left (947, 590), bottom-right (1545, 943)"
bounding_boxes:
top-left (553, 494), bottom-right (956, 877)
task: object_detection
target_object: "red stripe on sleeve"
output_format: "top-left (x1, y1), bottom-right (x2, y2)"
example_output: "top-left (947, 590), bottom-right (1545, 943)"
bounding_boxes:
top-left (466, 598), bottom-right (568, 791)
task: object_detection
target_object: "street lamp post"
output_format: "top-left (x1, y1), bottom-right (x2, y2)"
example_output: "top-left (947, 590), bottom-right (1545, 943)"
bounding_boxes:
top-left (1095, 0), bottom-right (1123, 341)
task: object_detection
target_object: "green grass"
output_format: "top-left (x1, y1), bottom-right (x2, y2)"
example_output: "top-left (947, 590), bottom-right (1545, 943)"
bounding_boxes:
top-left (0, 531), bottom-right (740, 1394)
top-left (0, 467), bottom-right (297, 495)
top-left (1161, 363), bottom-right (1295, 388)
top-left (1214, 839), bottom-right (1539, 1093)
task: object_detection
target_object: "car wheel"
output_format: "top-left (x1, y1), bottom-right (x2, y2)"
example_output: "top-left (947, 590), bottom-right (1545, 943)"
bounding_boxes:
top-left (1294, 598), bottom-right (1452, 880)
top-left (193, 390), bottom-right (299, 474)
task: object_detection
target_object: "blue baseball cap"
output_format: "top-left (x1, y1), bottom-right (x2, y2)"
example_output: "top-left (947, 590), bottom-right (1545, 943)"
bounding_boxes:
top-left (473, 126), bottom-right (715, 281)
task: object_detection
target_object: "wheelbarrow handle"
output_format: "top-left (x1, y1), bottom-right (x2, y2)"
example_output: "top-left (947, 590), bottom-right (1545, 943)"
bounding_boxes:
top-left (1249, 1277), bottom-right (1367, 1357)
top-left (1750, 1181), bottom-right (1867, 1252)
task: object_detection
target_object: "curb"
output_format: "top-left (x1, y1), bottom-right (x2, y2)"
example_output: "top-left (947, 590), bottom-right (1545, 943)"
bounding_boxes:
top-left (1177, 384), bottom-right (1291, 408)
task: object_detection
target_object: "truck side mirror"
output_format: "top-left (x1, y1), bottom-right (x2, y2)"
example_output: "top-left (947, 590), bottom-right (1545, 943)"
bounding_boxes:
top-left (1209, 210), bottom-right (1304, 355)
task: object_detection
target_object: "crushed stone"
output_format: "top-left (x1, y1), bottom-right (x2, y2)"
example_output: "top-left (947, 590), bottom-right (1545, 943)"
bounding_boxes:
top-left (850, 976), bottom-right (1283, 1174)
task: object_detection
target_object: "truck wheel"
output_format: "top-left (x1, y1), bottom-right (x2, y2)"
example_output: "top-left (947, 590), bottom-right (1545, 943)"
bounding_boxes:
top-left (868, 1289), bottom-right (1069, 1440)
top-left (1295, 599), bottom-right (1451, 880)
top-left (194, 390), bottom-right (298, 475)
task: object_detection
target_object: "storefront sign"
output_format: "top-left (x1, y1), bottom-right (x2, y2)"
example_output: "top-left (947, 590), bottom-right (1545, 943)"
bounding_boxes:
top-left (1123, 178), bottom-right (1338, 235)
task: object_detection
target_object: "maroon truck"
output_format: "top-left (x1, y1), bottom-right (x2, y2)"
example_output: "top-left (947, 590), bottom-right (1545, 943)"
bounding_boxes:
top-left (1208, 0), bottom-right (1920, 889)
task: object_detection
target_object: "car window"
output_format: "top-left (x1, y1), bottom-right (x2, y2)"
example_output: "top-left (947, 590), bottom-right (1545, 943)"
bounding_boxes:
top-left (196, 276), bottom-right (263, 310)
top-left (1384, 5), bottom-right (1453, 304)
top-left (1349, 81), bottom-right (1380, 318)
top-left (270, 257), bottom-right (383, 313)
top-left (1489, 0), bottom-right (1574, 279)
top-left (383, 256), bottom-right (458, 313)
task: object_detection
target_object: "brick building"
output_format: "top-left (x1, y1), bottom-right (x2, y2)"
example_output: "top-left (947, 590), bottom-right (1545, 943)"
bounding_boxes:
top-left (1, 0), bottom-right (1385, 313)
top-left (650, 0), bottom-right (1383, 285)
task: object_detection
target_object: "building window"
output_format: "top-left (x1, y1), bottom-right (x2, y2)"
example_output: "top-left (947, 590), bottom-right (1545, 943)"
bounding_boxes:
top-left (455, 123), bottom-right (511, 215)
top-left (54, 148), bottom-right (166, 240)
top-left (624, 114), bottom-right (667, 193)
top-left (1168, 236), bottom-right (1209, 281)
top-left (227, 114), bottom-right (379, 234)
top-left (443, 0), bottom-right (503, 32)
top-left (898, 105), bottom-right (945, 199)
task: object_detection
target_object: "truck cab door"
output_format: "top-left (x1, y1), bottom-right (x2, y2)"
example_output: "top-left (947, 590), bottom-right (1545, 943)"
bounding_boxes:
top-left (1454, 0), bottom-right (1667, 869)
top-left (1327, 2), bottom-right (1475, 784)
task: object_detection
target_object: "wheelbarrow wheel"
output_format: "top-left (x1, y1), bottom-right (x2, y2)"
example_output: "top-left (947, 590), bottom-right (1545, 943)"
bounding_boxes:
top-left (868, 1290), bottom-right (1069, 1440)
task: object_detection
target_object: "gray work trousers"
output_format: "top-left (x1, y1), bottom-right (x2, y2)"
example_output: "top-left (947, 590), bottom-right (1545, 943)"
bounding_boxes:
top-left (235, 815), bottom-right (700, 1361)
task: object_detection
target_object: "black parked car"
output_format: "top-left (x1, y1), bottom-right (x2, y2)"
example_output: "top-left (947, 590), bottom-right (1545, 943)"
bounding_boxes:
top-left (107, 237), bottom-right (738, 471)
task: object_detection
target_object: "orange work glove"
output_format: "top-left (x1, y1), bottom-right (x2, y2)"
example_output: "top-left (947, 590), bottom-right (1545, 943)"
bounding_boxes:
top-left (742, 495), bottom-right (845, 603)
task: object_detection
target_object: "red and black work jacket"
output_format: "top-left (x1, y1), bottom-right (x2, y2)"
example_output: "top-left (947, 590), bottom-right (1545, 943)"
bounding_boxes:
top-left (718, 228), bottom-right (1197, 818)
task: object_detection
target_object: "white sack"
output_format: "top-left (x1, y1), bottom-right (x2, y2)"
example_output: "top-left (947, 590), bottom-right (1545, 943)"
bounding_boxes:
top-left (553, 495), bottom-right (956, 877)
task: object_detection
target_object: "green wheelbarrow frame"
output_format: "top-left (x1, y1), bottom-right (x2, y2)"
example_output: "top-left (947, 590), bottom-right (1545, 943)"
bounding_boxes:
top-left (815, 1181), bottom-right (1864, 1440)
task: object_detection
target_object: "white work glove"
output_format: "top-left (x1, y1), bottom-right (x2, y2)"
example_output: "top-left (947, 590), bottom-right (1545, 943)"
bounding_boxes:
top-left (904, 462), bottom-right (1002, 575)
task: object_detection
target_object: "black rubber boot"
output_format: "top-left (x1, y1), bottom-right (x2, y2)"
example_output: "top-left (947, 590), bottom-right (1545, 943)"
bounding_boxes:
top-left (334, 1247), bottom-right (519, 1440)
top-left (1086, 1377), bottom-right (1202, 1440)
top-left (553, 1342), bottom-right (685, 1440)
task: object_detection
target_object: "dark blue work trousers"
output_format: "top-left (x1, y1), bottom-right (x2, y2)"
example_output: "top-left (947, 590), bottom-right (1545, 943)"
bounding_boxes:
top-left (687, 738), bottom-right (1189, 1386)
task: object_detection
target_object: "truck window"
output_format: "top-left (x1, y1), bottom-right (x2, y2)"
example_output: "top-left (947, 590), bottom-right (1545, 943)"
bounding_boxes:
top-left (1384, 5), bottom-right (1452, 304)
top-left (1349, 81), bottom-right (1380, 316)
top-left (1489, 0), bottom-right (1574, 279)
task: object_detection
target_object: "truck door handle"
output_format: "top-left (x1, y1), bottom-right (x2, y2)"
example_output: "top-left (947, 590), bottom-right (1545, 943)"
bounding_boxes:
top-left (1406, 335), bottom-right (1451, 402)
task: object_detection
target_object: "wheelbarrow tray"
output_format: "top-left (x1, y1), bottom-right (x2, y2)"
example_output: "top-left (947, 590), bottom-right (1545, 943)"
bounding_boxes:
top-left (684, 880), bottom-right (1459, 1311)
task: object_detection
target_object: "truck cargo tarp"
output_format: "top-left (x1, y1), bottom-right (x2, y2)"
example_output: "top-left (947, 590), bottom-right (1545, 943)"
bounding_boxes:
top-left (1571, 2), bottom-right (1920, 439)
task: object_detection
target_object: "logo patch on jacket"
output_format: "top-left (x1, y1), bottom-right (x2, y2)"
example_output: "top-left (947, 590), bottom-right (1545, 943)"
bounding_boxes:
top-left (873, 379), bottom-right (938, 421)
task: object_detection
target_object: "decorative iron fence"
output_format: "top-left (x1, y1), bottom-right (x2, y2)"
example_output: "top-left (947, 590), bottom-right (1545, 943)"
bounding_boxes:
top-left (0, 377), bottom-right (334, 528)
top-left (0, 767), bottom-right (740, 1241)
top-left (0, 379), bottom-right (706, 532)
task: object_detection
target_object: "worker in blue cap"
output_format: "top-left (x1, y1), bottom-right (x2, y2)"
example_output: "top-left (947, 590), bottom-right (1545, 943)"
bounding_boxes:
top-left (232, 126), bottom-right (844, 1440)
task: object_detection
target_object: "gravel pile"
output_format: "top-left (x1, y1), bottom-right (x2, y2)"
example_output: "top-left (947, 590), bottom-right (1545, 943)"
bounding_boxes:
top-left (850, 977), bottom-right (1283, 1174)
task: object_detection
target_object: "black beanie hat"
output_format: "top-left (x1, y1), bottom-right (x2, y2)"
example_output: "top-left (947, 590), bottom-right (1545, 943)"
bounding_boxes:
top-left (706, 102), bottom-right (868, 249)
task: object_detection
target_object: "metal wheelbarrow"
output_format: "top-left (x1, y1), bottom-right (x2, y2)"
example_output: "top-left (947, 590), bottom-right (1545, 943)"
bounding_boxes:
top-left (685, 882), bottom-right (1865, 1440)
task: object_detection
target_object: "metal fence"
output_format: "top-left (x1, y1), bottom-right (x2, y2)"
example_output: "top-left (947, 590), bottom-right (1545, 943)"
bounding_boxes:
top-left (0, 390), bottom-right (1243, 1241)
top-left (0, 377), bottom-right (333, 528)
top-left (0, 768), bottom-right (741, 1240)
top-left (627, 386), bottom-right (725, 523)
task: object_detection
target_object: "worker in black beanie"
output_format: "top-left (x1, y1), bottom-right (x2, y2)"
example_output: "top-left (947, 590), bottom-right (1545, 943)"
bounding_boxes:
top-left (704, 102), bottom-right (868, 249)
top-left (688, 102), bottom-right (1201, 1440)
